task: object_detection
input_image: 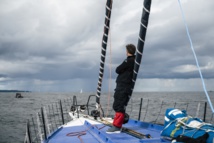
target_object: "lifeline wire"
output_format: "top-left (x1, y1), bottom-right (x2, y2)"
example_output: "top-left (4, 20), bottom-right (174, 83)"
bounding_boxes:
top-left (178, 0), bottom-right (214, 113)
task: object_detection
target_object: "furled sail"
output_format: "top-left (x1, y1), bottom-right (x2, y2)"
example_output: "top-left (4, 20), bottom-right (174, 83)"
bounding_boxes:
top-left (96, 0), bottom-right (113, 107)
top-left (131, 0), bottom-right (152, 94)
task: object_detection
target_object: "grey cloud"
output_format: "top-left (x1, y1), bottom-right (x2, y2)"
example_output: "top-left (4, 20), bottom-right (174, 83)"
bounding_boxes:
top-left (0, 0), bottom-right (213, 91)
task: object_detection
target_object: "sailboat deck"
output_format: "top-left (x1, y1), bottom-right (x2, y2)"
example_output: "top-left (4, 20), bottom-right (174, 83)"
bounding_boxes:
top-left (44, 117), bottom-right (170, 143)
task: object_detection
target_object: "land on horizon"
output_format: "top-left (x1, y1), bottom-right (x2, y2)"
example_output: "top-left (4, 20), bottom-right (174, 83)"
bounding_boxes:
top-left (0, 90), bottom-right (31, 92)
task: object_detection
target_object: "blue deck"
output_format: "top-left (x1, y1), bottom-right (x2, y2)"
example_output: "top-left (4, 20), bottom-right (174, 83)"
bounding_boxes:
top-left (44, 119), bottom-right (170, 143)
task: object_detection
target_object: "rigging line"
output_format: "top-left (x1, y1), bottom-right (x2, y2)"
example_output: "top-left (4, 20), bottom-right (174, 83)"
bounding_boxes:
top-left (106, 29), bottom-right (112, 117)
top-left (178, 0), bottom-right (214, 113)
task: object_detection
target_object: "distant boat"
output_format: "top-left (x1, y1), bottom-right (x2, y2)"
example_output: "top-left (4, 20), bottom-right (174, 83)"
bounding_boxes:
top-left (15, 93), bottom-right (23, 98)
top-left (80, 89), bottom-right (83, 93)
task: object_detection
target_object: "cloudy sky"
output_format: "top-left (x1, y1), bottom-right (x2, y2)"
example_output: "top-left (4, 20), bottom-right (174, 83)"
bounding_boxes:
top-left (0, 0), bottom-right (213, 92)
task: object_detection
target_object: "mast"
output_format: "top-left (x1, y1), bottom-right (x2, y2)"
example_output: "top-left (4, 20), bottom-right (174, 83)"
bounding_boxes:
top-left (132, 0), bottom-right (152, 93)
top-left (96, 0), bottom-right (113, 107)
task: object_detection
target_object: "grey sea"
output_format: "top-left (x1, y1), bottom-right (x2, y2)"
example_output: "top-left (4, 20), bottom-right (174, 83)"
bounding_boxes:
top-left (0, 91), bottom-right (214, 143)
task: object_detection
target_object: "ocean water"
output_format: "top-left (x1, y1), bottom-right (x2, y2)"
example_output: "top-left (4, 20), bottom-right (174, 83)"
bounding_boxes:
top-left (0, 91), bottom-right (213, 143)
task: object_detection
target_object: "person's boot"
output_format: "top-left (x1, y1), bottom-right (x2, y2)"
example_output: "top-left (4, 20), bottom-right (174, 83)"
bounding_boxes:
top-left (106, 126), bottom-right (121, 134)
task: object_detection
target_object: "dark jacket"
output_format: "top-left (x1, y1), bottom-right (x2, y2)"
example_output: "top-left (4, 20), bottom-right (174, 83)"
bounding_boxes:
top-left (116, 55), bottom-right (135, 86)
top-left (113, 55), bottom-right (135, 112)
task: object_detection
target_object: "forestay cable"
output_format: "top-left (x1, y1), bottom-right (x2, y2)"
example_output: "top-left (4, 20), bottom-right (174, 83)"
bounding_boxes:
top-left (178, 0), bottom-right (214, 113)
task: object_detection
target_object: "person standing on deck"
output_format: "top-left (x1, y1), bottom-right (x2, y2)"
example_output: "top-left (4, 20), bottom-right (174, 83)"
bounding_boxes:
top-left (106, 44), bottom-right (136, 133)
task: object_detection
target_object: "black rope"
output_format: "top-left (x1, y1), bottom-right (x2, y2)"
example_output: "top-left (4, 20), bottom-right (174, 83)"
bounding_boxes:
top-left (143, 99), bottom-right (150, 121)
top-left (48, 105), bottom-right (54, 133)
top-left (96, 0), bottom-right (113, 106)
top-left (55, 102), bottom-right (61, 126)
top-left (51, 104), bottom-right (57, 129)
top-left (154, 100), bottom-right (164, 123)
top-left (31, 116), bottom-right (39, 143)
top-left (174, 102), bottom-right (177, 108)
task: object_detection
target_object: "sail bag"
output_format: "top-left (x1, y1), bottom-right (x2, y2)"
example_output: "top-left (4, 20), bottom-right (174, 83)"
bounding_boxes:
top-left (161, 108), bottom-right (214, 143)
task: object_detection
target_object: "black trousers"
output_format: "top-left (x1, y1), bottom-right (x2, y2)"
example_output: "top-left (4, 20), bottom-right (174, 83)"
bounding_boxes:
top-left (113, 84), bottom-right (132, 113)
